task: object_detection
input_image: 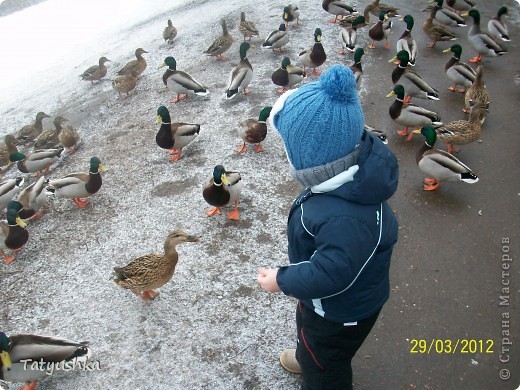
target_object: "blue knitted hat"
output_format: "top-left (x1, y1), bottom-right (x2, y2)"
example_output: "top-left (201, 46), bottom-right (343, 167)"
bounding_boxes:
top-left (271, 65), bottom-right (364, 170)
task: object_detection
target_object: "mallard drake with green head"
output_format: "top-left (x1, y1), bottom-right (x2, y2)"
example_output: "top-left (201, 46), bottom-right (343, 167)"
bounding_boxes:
top-left (262, 23), bottom-right (289, 52)
top-left (430, 0), bottom-right (466, 27)
top-left (160, 56), bottom-right (209, 103)
top-left (412, 126), bottom-right (478, 191)
top-left (203, 165), bottom-right (243, 221)
top-left (0, 177), bottom-right (24, 212)
top-left (155, 106), bottom-right (200, 162)
top-left (80, 56), bottom-right (110, 84)
top-left (226, 42), bottom-right (253, 99)
top-left (368, 10), bottom-right (392, 49)
top-left (389, 50), bottom-right (439, 103)
top-left (282, 5), bottom-right (300, 28)
top-left (16, 176), bottom-right (52, 221)
top-left (299, 28), bottom-right (327, 76)
top-left (464, 9), bottom-right (507, 63)
top-left (239, 12), bottom-right (259, 42)
top-left (422, 6), bottom-right (457, 48)
top-left (487, 6), bottom-right (510, 42)
top-left (163, 19), bottom-right (177, 44)
top-left (0, 135), bottom-right (19, 172)
top-left (349, 47), bottom-right (365, 88)
top-left (117, 48), bottom-right (148, 78)
top-left (46, 157), bottom-right (106, 208)
top-left (464, 65), bottom-right (489, 122)
top-left (435, 101), bottom-right (487, 153)
top-left (443, 44), bottom-right (476, 93)
top-left (272, 56), bottom-right (305, 93)
top-left (113, 229), bottom-right (200, 300)
top-left (365, 0), bottom-right (399, 18)
top-left (0, 331), bottom-right (91, 388)
top-left (112, 71), bottom-right (138, 100)
top-left (10, 147), bottom-right (64, 176)
top-left (396, 15), bottom-right (418, 66)
top-left (446, 0), bottom-right (475, 14)
top-left (338, 15), bottom-right (365, 54)
top-left (204, 19), bottom-right (234, 61)
top-left (0, 200), bottom-right (29, 264)
top-left (387, 84), bottom-right (443, 140)
top-left (15, 112), bottom-right (51, 145)
top-left (322, 0), bottom-right (356, 24)
top-left (235, 106), bottom-right (272, 153)
top-left (57, 117), bottom-right (81, 154)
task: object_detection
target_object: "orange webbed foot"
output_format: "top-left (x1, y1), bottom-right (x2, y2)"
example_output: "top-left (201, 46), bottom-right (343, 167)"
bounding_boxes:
top-left (205, 207), bottom-right (222, 217)
top-left (456, 88), bottom-right (466, 93)
top-left (312, 68), bottom-right (321, 76)
top-left (73, 198), bottom-right (90, 208)
top-left (253, 144), bottom-right (264, 153)
top-left (368, 41), bottom-right (375, 49)
top-left (20, 381), bottom-right (38, 390)
top-left (277, 87), bottom-right (287, 94)
top-left (140, 290), bottom-right (159, 300)
top-left (168, 149), bottom-right (182, 161)
top-left (243, 89), bottom-right (252, 95)
top-left (448, 86), bottom-right (457, 91)
top-left (3, 251), bottom-right (15, 265)
top-left (226, 201), bottom-right (240, 220)
top-left (406, 131), bottom-right (416, 142)
top-left (396, 128), bottom-right (409, 136)
top-left (403, 96), bottom-right (412, 104)
top-left (423, 179), bottom-right (441, 191)
top-left (234, 143), bottom-right (248, 154)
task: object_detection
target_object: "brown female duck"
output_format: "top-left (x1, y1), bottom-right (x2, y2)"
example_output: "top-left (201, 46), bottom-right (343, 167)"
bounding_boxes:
top-left (118, 48), bottom-right (148, 78)
top-left (113, 229), bottom-right (200, 300)
top-left (80, 56), bottom-right (110, 84)
top-left (15, 112), bottom-right (50, 145)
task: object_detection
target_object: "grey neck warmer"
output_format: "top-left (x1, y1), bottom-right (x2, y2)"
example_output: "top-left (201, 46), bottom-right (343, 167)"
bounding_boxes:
top-left (290, 147), bottom-right (360, 188)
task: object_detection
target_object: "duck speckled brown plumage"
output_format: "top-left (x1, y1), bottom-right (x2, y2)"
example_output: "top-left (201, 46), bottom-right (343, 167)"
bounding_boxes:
top-left (118, 48), bottom-right (148, 78)
top-left (113, 229), bottom-right (200, 300)
top-left (0, 135), bottom-right (19, 172)
top-left (34, 116), bottom-right (69, 150)
top-left (204, 19), bottom-right (234, 61)
top-left (163, 19), bottom-right (177, 44)
top-left (15, 112), bottom-right (51, 145)
top-left (80, 56), bottom-right (110, 84)
top-left (464, 65), bottom-right (489, 123)
top-left (239, 12), bottom-right (259, 41)
top-left (422, 6), bottom-right (457, 48)
top-left (435, 102), bottom-right (488, 153)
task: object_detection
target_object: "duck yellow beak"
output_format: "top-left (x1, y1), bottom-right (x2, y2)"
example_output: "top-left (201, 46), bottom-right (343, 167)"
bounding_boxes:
top-left (412, 129), bottom-right (422, 134)
top-left (98, 163), bottom-right (107, 173)
top-left (386, 91), bottom-right (396, 98)
top-left (158, 62), bottom-right (166, 69)
top-left (1, 351), bottom-right (12, 370)
top-left (461, 12), bottom-right (469, 17)
top-left (388, 56), bottom-right (398, 63)
top-left (442, 48), bottom-right (452, 53)
top-left (16, 216), bottom-right (27, 229)
top-left (156, 114), bottom-right (162, 124)
top-left (221, 173), bottom-right (230, 186)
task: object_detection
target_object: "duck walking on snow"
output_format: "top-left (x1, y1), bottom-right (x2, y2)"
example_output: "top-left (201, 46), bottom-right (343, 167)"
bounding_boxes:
top-left (113, 229), bottom-right (200, 300)
top-left (163, 19), bottom-right (177, 44)
top-left (204, 19), bottom-right (234, 61)
top-left (225, 42), bottom-right (253, 99)
top-left (322, 0), bottom-right (356, 24)
top-left (299, 28), bottom-right (327, 76)
top-left (155, 106), bottom-right (200, 162)
top-left (262, 23), bottom-right (289, 52)
top-left (203, 165), bottom-right (243, 221)
top-left (80, 56), bottom-right (110, 85)
top-left (235, 106), bottom-right (272, 154)
top-left (272, 57), bottom-right (305, 93)
top-left (160, 56), bottom-right (209, 103)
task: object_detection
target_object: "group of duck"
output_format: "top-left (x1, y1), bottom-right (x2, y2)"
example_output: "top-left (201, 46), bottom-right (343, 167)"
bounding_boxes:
top-left (321, 0), bottom-right (510, 192)
top-left (0, 1), bottom-right (514, 388)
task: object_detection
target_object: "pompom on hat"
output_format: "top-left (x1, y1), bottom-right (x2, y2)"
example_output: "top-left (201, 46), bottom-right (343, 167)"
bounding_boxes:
top-left (270, 65), bottom-right (365, 186)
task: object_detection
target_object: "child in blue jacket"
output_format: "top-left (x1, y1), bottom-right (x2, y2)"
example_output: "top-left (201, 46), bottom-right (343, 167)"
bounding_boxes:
top-left (257, 65), bottom-right (399, 390)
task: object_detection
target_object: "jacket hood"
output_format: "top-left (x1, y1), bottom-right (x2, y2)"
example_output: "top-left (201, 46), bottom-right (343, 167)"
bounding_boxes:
top-left (330, 131), bottom-right (399, 204)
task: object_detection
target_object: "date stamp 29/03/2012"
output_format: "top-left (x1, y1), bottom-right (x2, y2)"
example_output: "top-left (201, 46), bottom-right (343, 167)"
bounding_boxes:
top-left (409, 339), bottom-right (494, 355)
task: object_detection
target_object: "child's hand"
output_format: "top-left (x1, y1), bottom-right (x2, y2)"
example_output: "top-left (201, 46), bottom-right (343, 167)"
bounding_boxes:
top-left (257, 267), bottom-right (281, 293)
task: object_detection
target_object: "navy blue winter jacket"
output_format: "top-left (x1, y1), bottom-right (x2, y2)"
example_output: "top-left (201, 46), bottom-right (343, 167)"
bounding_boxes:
top-left (276, 132), bottom-right (399, 323)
